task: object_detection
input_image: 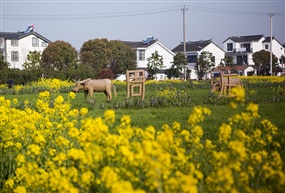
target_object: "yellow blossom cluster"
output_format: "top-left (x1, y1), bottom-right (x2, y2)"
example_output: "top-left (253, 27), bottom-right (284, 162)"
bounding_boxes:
top-left (240, 76), bottom-right (285, 83)
top-left (157, 86), bottom-right (187, 100)
top-left (0, 91), bottom-right (284, 193)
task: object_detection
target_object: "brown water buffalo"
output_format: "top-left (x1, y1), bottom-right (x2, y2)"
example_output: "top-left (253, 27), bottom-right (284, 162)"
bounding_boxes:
top-left (73, 78), bottom-right (116, 102)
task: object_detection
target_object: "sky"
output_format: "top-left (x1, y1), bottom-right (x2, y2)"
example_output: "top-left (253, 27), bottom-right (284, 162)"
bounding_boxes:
top-left (1, 0), bottom-right (284, 51)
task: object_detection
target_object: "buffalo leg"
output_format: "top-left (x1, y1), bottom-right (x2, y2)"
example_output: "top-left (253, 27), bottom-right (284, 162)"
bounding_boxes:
top-left (88, 89), bottom-right (94, 102)
top-left (104, 91), bottom-right (111, 102)
top-left (84, 91), bottom-right (88, 101)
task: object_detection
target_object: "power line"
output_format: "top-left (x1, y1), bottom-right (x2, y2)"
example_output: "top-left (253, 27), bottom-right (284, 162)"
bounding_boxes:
top-left (1, 4), bottom-right (283, 20)
top-left (2, 6), bottom-right (182, 20)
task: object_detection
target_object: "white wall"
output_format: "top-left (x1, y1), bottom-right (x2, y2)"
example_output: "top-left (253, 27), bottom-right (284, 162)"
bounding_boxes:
top-left (136, 41), bottom-right (174, 70)
top-left (135, 41), bottom-right (175, 80)
top-left (188, 43), bottom-right (224, 80)
top-left (202, 43), bottom-right (225, 67)
top-left (6, 34), bottom-right (49, 69)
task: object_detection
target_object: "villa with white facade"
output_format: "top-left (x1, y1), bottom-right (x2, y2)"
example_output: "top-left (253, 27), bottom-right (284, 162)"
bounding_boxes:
top-left (172, 39), bottom-right (225, 80)
top-left (223, 35), bottom-right (284, 66)
top-left (223, 34), bottom-right (284, 75)
top-left (0, 26), bottom-right (52, 69)
top-left (122, 36), bottom-right (175, 80)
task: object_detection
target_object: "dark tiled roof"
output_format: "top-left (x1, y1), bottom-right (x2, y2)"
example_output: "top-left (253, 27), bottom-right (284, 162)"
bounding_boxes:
top-left (172, 39), bottom-right (212, 53)
top-left (122, 39), bottom-right (158, 49)
top-left (224, 35), bottom-right (264, 43)
top-left (0, 31), bottom-right (52, 43)
top-left (263, 36), bottom-right (274, 42)
top-left (263, 36), bottom-right (283, 46)
top-left (213, 65), bottom-right (256, 72)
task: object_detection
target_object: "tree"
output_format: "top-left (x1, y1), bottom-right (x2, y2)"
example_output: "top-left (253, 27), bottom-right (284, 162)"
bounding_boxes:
top-left (280, 55), bottom-right (285, 75)
top-left (80, 39), bottom-right (136, 76)
top-left (166, 52), bottom-right (187, 79)
top-left (0, 55), bottom-right (9, 84)
top-left (41, 40), bottom-right (78, 71)
top-left (252, 49), bottom-right (278, 75)
top-left (97, 68), bottom-right (115, 79)
top-left (109, 40), bottom-right (136, 75)
top-left (221, 55), bottom-right (234, 67)
top-left (146, 51), bottom-right (164, 80)
top-left (23, 50), bottom-right (42, 70)
top-left (195, 51), bottom-right (215, 80)
top-left (80, 38), bottom-right (111, 71)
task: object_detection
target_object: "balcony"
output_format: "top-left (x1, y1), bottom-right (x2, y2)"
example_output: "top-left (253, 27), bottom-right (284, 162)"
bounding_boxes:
top-left (233, 47), bottom-right (252, 53)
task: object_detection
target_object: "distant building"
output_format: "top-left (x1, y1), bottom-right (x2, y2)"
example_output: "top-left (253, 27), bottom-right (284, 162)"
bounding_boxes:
top-left (223, 34), bottom-right (284, 66)
top-left (122, 36), bottom-right (175, 80)
top-left (0, 25), bottom-right (52, 69)
top-left (172, 39), bottom-right (225, 80)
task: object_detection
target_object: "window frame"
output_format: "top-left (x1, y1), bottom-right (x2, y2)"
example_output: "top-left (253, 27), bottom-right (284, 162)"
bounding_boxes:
top-left (11, 39), bottom-right (19, 46)
top-left (265, 44), bottom-right (269, 50)
top-left (227, 43), bottom-right (233, 51)
top-left (42, 41), bottom-right (48, 47)
top-left (187, 55), bottom-right (197, 63)
top-left (138, 50), bottom-right (145, 61)
top-left (11, 51), bottom-right (19, 62)
top-left (32, 37), bottom-right (39, 47)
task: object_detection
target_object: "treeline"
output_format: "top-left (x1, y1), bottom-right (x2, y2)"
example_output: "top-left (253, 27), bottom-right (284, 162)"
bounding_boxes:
top-left (0, 38), bottom-right (137, 85)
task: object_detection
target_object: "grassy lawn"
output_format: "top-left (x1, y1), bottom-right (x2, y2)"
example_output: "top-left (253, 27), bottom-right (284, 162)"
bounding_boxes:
top-left (4, 82), bottom-right (284, 132)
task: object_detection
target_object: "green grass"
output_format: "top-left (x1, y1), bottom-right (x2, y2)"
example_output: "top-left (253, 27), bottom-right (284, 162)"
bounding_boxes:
top-left (3, 83), bottom-right (285, 130)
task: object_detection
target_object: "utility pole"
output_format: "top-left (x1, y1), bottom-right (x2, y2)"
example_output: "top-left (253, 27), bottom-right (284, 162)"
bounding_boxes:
top-left (269, 11), bottom-right (275, 76)
top-left (182, 5), bottom-right (188, 81)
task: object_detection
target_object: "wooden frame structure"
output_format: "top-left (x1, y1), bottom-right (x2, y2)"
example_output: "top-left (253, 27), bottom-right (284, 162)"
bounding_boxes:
top-left (126, 70), bottom-right (145, 100)
top-left (210, 70), bottom-right (239, 97)
top-left (219, 72), bottom-right (238, 96)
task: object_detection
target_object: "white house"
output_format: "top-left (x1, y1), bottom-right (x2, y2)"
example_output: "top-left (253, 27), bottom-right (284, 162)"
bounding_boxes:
top-left (223, 35), bottom-right (284, 73)
top-left (122, 36), bottom-right (175, 80)
top-left (0, 25), bottom-right (52, 69)
top-left (172, 39), bottom-right (225, 80)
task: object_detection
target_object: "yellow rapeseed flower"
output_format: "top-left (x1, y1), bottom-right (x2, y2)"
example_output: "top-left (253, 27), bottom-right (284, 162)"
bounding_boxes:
top-left (104, 109), bottom-right (116, 124)
top-left (14, 186), bottom-right (26, 193)
top-left (12, 98), bottom-right (18, 105)
top-left (230, 86), bottom-right (245, 103)
top-left (4, 178), bottom-right (14, 189)
top-left (68, 127), bottom-right (80, 138)
top-left (218, 123), bottom-right (232, 142)
top-left (56, 136), bottom-right (70, 147)
top-left (80, 107), bottom-right (88, 116)
top-left (27, 144), bottom-right (41, 156)
top-left (68, 91), bottom-right (76, 99)
top-left (16, 154), bottom-right (26, 165)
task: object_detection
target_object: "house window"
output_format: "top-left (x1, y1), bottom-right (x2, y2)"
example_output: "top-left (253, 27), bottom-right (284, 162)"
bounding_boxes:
top-left (265, 44), bottom-right (269, 50)
top-left (11, 51), bottom-right (19, 62)
top-left (11, 39), bottom-right (18, 46)
top-left (187, 55), bottom-right (197, 63)
top-left (0, 37), bottom-right (4, 47)
top-left (42, 41), bottom-right (48, 47)
top-left (227, 43), bottom-right (233, 51)
top-left (139, 50), bottom-right (145, 61)
top-left (32, 37), bottom-right (39, 47)
top-left (237, 55), bottom-right (248, 65)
